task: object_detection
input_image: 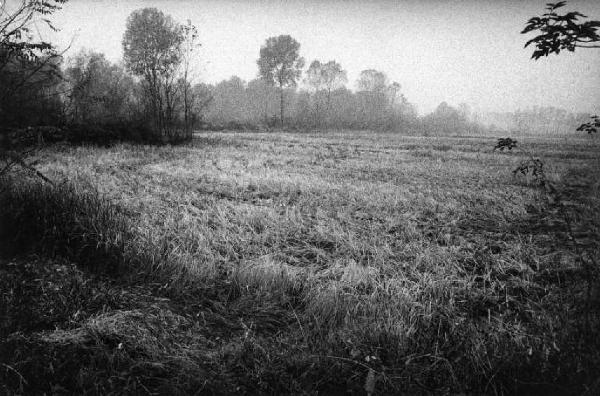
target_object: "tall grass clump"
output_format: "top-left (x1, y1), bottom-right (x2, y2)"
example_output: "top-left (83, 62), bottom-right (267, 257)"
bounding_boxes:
top-left (0, 173), bottom-right (224, 285)
top-left (0, 177), bottom-right (128, 275)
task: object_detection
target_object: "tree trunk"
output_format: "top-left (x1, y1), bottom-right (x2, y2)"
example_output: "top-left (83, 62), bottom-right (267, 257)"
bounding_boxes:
top-left (326, 88), bottom-right (332, 127)
top-left (314, 93), bottom-right (320, 128)
top-left (279, 86), bottom-right (284, 126)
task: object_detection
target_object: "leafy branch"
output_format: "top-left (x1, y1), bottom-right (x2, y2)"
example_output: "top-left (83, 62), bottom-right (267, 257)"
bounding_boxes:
top-left (522, 2), bottom-right (599, 135)
top-left (576, 115), bottom-right (599, 134)
top-left (522, 1), bottom-right (600, 60)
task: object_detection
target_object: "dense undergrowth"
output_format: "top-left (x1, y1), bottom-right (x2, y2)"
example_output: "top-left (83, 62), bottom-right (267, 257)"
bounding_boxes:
top-left (1, 131), bottom-right (599, 394)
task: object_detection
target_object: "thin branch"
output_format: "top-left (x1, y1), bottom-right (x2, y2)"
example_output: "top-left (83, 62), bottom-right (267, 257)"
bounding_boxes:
top-left (1, 149), bottom-right (53, 185)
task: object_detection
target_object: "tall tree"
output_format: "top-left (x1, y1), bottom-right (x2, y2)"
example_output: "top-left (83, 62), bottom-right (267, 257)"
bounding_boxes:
top-left (356, 69), bottom-right (389, 127)
top-left (257, 35), bottom-right (304, 125)
top-left (179, 19), bottom-right (199, 137)
top-left (0, 0), bottom-right (68, 127)
top-left (356, 69), bottom-right (388, 93)
top-left (122, 8), bottom-right (184, 139)
top-left (305, 60), bottom-right (347, 125)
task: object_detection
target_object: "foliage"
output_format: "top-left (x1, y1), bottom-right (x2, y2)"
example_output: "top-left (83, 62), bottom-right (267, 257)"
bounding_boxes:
top-left (0, 0), bottom-right (67, 64)
top-left (64, 50), bottom-right (136, 124)
top-left (0, 0), bottom-right (69, 186)
top-left (305, 60), bottom-right (347, 94)
top-left (257, 35), bottom-right (305, 124)
top-left (419, 101), bottom-right (480, 135)
top-left (576, 114), bottom-right (599, 134)
top-left (494, 137), bottom-right (518, 151)
top-left (356, 69), bottom-right (388, 93)
top-left (122, 8), bottom-right (188, 141)
top-left (257, 35), bottom-right (304, 89)
top-left (0, 0), bottom-right (68, 127)
top-left (304, 60), bottom-right (347, 126)
top-left (513, 156), bottom-right (545, 183)
top-left (522, 1), bottom-right (600, 60)
top-left (0, 52), bottom-right (64, 127)
top-left (522, 2), bottom-right (599, 136)
top-left (122, 8), bottom-right (183, 78)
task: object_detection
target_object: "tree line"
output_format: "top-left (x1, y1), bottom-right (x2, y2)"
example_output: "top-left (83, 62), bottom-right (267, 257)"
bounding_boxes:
top-left (1, 4), bottom-right (486, 144)
top-left (2, 1), bottom-right (596, 147)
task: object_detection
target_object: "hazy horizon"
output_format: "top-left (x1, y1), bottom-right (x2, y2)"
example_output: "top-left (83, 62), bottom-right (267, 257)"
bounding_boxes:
top-left (45, 0), bottom-right (600, 115)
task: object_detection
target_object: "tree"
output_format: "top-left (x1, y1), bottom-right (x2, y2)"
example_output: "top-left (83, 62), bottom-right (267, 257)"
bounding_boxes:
top-left (180, 19), bottom-right (200, 137)
top-left (122, 8), bottom-right (184, 139)
top-left (247, 77), bottom-right (277, 124)
top-left (190, 82), bottom-right (214, 126)
top-left (305, 60), bottom-right (347, 126)
top-left (387, 82), bottom-right (401, 108)
top-left (1, 0), bottom-right (68, 183)
top-left (356, 69), bottom-right (388, 93)
top-left (458, 103), bottom-right (471, 122)
top-left (65, 50), bottom-right (135, 124)
top-left (522, 1), bottom-right (599, 133)
top-left (257, 35), bottom-right (305, 125)
top-left (1, 0), bottom-right (68, 127)
top-left (421, 102), bottom-right (472, 135)
top-left (356, 69), bottom-right (389, 128)
top-left (209, 76), bottom-right (247, 123)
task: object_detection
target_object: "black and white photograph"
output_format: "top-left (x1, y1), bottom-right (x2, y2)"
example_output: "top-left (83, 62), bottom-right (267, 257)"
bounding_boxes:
top-left (1, 0), bottom-right (599, 394)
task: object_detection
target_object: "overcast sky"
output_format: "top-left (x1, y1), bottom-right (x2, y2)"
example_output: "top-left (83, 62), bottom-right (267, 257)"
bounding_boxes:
top-left (45, 0), bottom-right (600, 115)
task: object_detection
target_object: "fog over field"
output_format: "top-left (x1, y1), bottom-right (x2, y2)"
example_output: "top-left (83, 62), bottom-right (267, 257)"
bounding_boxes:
top-left (1, 0), bottom-right (600, 394)
top-left (47, 0), bottom-right (600, 115)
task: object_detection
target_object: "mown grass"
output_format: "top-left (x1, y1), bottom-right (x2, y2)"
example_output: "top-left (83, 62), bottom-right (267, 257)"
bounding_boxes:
top-left (1, 130), bottom-right (599, 394)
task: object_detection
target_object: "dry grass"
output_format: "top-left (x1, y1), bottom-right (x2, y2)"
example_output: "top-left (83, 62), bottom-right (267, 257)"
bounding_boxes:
top-left (1, 130), bottom-right (599, 394)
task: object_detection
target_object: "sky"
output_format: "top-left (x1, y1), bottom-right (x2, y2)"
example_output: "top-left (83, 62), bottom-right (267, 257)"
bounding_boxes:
top-left (42, 0), bottom-right (600, 115)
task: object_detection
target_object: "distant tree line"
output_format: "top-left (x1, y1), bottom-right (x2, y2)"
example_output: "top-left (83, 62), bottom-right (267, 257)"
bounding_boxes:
top-left (3, 3), bottom-right (592, 147)
top-left (476, 106), bottom-right (593, 135)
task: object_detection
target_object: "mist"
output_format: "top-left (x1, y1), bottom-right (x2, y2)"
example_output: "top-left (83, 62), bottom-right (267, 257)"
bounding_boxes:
top-left (46, 0), bottom-right (600, 116)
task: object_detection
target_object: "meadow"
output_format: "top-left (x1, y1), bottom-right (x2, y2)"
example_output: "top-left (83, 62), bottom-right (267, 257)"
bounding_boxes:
top-left (1, 130), bottom-right (599, 394)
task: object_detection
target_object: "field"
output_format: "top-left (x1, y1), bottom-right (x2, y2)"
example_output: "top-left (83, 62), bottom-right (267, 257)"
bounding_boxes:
top-left (1, 130), bottom-right (599, 394)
